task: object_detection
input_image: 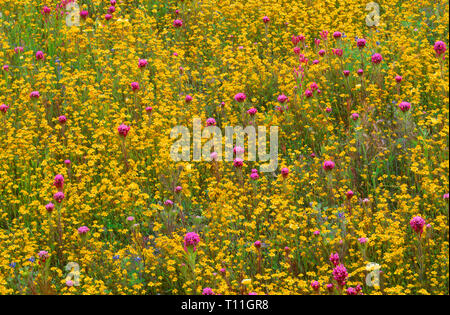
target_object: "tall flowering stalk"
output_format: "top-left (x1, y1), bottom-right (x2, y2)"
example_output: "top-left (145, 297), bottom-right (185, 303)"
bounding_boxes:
top-left (234, 92), bottom-right (247, 123)
top-left (410, 216), bottom-right (426, 282)
top-left (323, 160), bottom-right (335, 205)
top-left (118, 124), bottom-right (130, 172)
top-left (53, 175), bottom-right (65, 263)
top-left (433, 41), bottom-right (447, 97)
top-left (332, 264), bottom-right (348, 294)
top-left (184, 232), bottom-right (200, 294)
top-left (233, 158), bottom-right (244, 186)
top-left (0, 104), bottom-right (9, 135)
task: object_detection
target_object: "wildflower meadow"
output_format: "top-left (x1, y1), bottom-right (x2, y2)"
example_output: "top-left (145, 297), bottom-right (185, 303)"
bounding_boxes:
top-left (0, 0), bottom-right (448, 297)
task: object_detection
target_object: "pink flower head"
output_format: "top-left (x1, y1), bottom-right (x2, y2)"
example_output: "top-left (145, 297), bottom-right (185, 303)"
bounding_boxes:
top-left (444, 193), bottom-right (449, 200)
top-left (329, 252), bottom-right (340, 266)
top-left (175, 185), bottom-right (182, 193)
top-left (80, 10), bottom-right (89, 19)
top-left (320, 30), bottom-right (329, 40)
top-left (64, 159), bottom-right (71, 165)
top-left (398, 101), bottom-right (411, 112)
top-left (351, 113), bottom-right (359, 121)
top-left (53, 174), bottom-right (64, 189)
top-left (38, 250), bottom-right (49, 261)
top-left (410, 216), bottom-right (426, 235)
top-left (371, 53), bottom-right (383, 64)
top-left (173, 19), bottom-right (183, 28)
top-left (145, 106), bottom-right (153, 113)
top-left (42, 6), bottom-right (51, 15)
top-left (314, 38), bottom-right (321, 47)
top-left (277, 94), bottom-right (288, 103)
top-left (105, 14), bottom-right (112, 21)
top-left (53, 191), bottom-right (65, 203)
top-left (254, 240), bottom-right (261, 249)
top-left (36, 51), bottom-right (45, 60)
top-left (291, 35), bottom-right (301, 45)
top-left (130, 82), bottom-right (140, 91)
top-left (326, 283), bottom-right (334, 292)
top-left (108, 6), bottom-right (116, 14)
top-left (357, 69), bottom-right (364, 76)
top-left (210, 151), bottom-right (218, 161)
top-left (66, 280), bottom-right (74, 287)
top-left (346, 287), bottom-right (357, 295)
top-left (233, 146), bottom-right (245, 156)
top-left (30, 91), bottom-right (40, 99)
top-left (313, 230), bottom-right (320, 236)
top-left (356, 38), bottom-right (366, 49)
top-left (233, 158), bottom-right (243, 168)
top-left (304, 89), bottom-right (313, 98)
top-left (433, 41), bottom-right (447, 56)
top-left (281, 167), bottom-right (289, 178)
top-left (343, 70), bottom-right (350, 77)
top-left (293, 46), bottom-right (301, 55)
top-left (206, 118), bottom-right (216, 126)
top-left (250, 172), bottom-right (259, 180)
top-left (356, 284), bottom-right (363, 294)
top-left (333, 48), bottom-right (343, 57)
top-left (332, 264), bottom-right (348, 286)
top-left (202, 287), bottom-right (215, 295)
top-left (45, 202), bottom-right (55, 213)
top-left (358, 237), bottom-right (367, 244)
top-left (247, 107), bottom-right (257, 116)
top-left (262, 16), bottom-right (270, 24)
top-left (110, 0), bottom-right (117, 5)
top-left (58, 115), bottom-right (67, 124)
top-left (313, 59), bottom-right (319, 65)
top-left (2, 65), bottom-right (9, 72)
top-left (164, 199), bottom-right (174, 206)
top-left (311, 281), bottom-right (320, 291)
top-left (346, 190), bottom-right (354, 199)
top-left (333, 31), bottom-right (342, 39)
top-left (325, 107), bottom-right (332, 113)
top-left (118, 124), bottom-right (130, 137)
top-left (318, 49), bottom-right (326, 57)
top-left (395, 75), bottom-right (403, 83)
top-left (126, 216), bottom-right (135, 222)
top-left (323, 160), bottom-right (335, 171)
top-left (77, 226), bottom-right (90, 235)
top-left (184, 232), bottom-right (200, 251)
top-left (185, 94), bottom-right (193, 103)
top-left (138, 59), bottom-right (148, 68)
top-left (14, 46), bottom-right (24, 54)
top-left (306, 83), bottom-right (316, 92)
top-left (234, 93), bottom-right (246, 102)
top-left (0, 104), bottom-right (9, 114)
